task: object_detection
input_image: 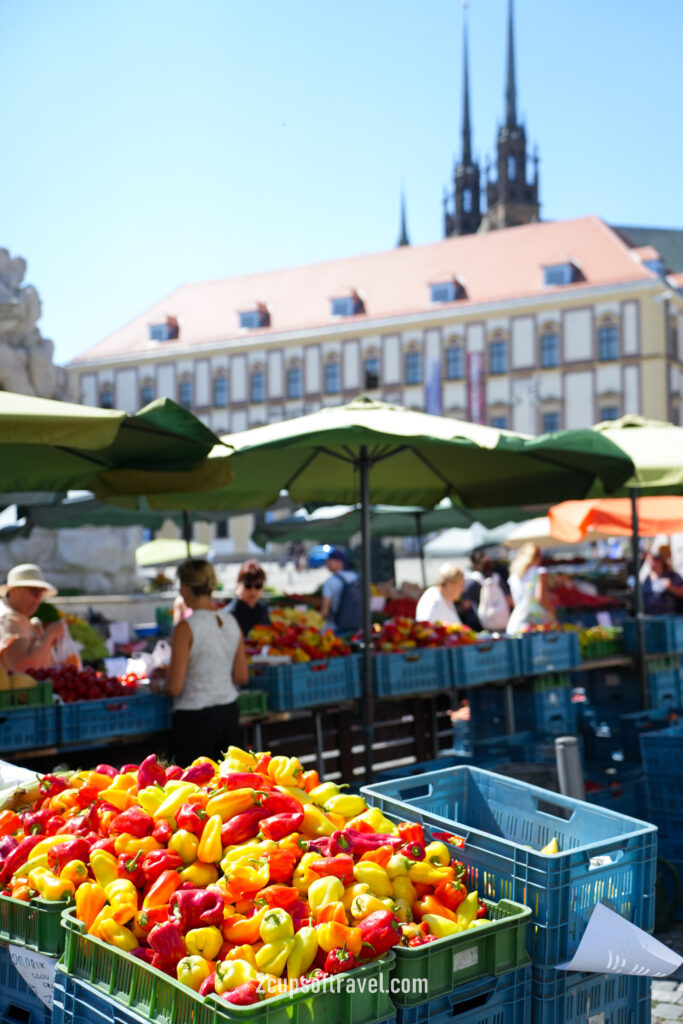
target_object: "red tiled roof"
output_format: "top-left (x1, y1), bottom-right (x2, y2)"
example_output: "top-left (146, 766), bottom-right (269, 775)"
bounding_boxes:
top-left (71, 216), bottom-right (655, 364)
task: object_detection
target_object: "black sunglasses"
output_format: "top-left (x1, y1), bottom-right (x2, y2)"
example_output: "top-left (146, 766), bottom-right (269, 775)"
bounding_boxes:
top-left (242, 581), bottom-right (263, 590)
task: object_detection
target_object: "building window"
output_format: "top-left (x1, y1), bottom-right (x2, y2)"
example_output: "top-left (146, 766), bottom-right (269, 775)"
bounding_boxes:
top-left (600, 406), bottom-right (619, 421)
top-left (324, 361), bottom-right (340, 394)
top-left (490, 415), bottom-right (508, 429)
top-left (149, 317), bottom-right (179, 342)
top-left (543, 263), bottom-right (577, 287)
top-left (430, 281), bottom-right (461, 303)
top-left (100, 386), bottom-right (114, 409)
top-left (463, 188), bottom-right (472, 213)
top-left (251, 369), bottom-right (265, 403)
top-left (239, 308), bottom-right (269, 329)
top-left (216, 519), bottom-right (228, 539)
top-left (287, 365), bottom-right (302, 399)
top-left (489, 340), bottom-right (508, 375)
top-left (213, 374), bottom-right (228, 408)
top-left (598, 323), bottom-right (619, 361)
top-left (405, 350), bottom-right (422, 385)
top-left (331, 295), bottom-right (364, 317)
top-left (540, 330), bottom-right (559, 368)
top-left (508, 154), bottom-right (516, 181)
top-left (445, 345), bottom-right (464, 380)
top-left (140, 380), bottom-right (155, 406)
top-left (179, 377), bottom-right (193, 408)
top-left (542, 411), bottom-right (560, 433)
top-left (364, 355), bottom-right (379, 389)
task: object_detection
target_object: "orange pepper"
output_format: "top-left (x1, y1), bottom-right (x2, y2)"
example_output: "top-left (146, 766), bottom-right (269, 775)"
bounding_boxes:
top-left (359, 845), bottom-right (393, 867)
top-left (75, 882), bottom-right (107, 930)
top-left (278, 833), bottom-right (306, 863)
top-left (46, 790), bottom-right (80, 813)
top-left (316, 921), bottom-right (362, 956)
top-left (185, 792), bottom-right (208, 809)
top-left (325, 812), bottom-right (346, 830)
top-left (221, 906), bottom-right (268, 944)
top-left (10, 882), bottom-right (32, 902)
top-left (317, 901), bottom-right (348, 924)
top-left (60, 859), bottom-right (89, 888)
top-left (72, 771), bottom-right (113, 792)
top-left (223, 944), bottom-right (258, 968)
top-left (0, 810), bottom-right (22, 836)
top-left (142, 869), bottom-right (182, 910)
top-left (413, 894), bottom-right (460, 922)
top-left (300, 770), bottom-right (319, 793)
top-left (265, 848), bottom-right (297, 884)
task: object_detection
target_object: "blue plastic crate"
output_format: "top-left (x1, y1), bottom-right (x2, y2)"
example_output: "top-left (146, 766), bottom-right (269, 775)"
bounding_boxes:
top-left (373, 649), bottom-right (452, 697)
top-left (655, 818), bottom-right (683, 863)
top-left (362, 765), bottom-right (657, 966)
top-left (372, 753), bottom-right (475, 784)
top-left (514, 678), bottom-right (577, 736)
top-left (470, 732), bottom-right (537, 765)
top-left (640, 722), bottom-right (683, 779)
top-left (57, 694), bottom-right (171, 746)
top-left (451, 639), bottom-right (520, 688)
top-left (0, 945), bottom-right (52, 1024)
top-left (556, 609), bottom-right (599, 628)
top-left (580, 668), bottom-right (641, 723)
top-left (515, 631), bottom-right (580, 675)
top-left (584, 766), bottom-right (647, 820)
top-left (0, 704), bottom-right (57, 753)
top-left (648, 664), bottom-right (682, 709)
top-left (531, 966), bottom-right (650, 1024)
top-left (645, 772), bottom-right (683, 819)
top-left (249, 654), bottom-right (360, 709)
top-left (619, 707), bottom-right (682, 762)
top-left (623, 616), bottom-right (683, 654)
top-left (467, 687), bottom-right (508, 739)
top-left (394, 966), bottom-right (531, 1024)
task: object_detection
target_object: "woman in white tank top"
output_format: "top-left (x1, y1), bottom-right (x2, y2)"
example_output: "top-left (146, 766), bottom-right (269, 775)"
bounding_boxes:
top-left (166, 559), bottom-right (248, 766)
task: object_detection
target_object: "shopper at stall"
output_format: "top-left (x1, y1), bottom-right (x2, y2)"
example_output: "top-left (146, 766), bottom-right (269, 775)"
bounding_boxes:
top-left (321, 548), bottom-right (362, 634)
top-left (464, 549), bottom-right (512, 631)
top-left (225, 560), bottom-right (271, 636)
top-left (166, 559), bottom-right (248, 765)
top-left (506, 542), bottom-right (556, 634)
top-left (642, 548), bottom-right (683, 615)
top-left (0, 563), bottom-right (66, 672)
top-left (416, 563), bottom-right (465, 625)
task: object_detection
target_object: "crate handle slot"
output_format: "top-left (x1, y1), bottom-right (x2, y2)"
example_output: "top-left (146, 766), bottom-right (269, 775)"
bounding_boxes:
top-left (106, 703), bottom-right (129, 713)
top-left (401, 654), bottom-right (421, 663)
top-left (309, 663), bottom-right (329, 673)
top-left (474, 644), bottom-right (494, 654)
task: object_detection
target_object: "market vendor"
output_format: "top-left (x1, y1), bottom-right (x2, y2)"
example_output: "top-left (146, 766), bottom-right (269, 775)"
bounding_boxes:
top-left (0, 563), bottom-right (67, 671)
top-left (225, 559), bottom-right (271, 636)
top-left (166, 559), bottom-right (248, 764)
top-left (415, 563), bottom-right (465, 625)
top-left (642, 547), bottom-right (683, 615)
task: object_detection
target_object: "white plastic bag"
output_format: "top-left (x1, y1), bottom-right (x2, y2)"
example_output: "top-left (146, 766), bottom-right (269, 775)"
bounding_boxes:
top-left (54, 630), bottom-right (83, 670)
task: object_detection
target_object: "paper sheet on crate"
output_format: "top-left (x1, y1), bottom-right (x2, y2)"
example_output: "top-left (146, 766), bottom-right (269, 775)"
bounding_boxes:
top-left (555, 904), bottom-right (683, 976)
top-left (9, 945), bottom-right (56, 1007)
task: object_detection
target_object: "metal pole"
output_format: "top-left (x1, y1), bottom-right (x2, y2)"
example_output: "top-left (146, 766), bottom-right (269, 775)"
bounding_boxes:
top-left (555, 736), bottom-right (585, 800)
top-left (631, 488), bottom-right (648, 709)
top-left (182, 510), bottom-right (192, 557)
top-left (360, 447), bottom-right (375, 781)
top-left (415, 512), bottom-right (427, 588)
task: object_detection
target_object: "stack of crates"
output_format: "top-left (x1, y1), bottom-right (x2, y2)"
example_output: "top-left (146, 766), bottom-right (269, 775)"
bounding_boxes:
top-left (0, 884), bottom-right (68, 1024)
top-left (641, 723), bottom-right (683, 868)
top-left (363, 764), bottom-right (656, 1024)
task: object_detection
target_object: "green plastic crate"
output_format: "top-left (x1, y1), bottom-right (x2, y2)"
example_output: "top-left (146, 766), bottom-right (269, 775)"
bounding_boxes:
top-left (0, 892), bottom-right (70, 955)
top-left (237, 689), bottom-right (268, 717)
top-left (0, 681), bottom-right (53, 708)
top-left (581, 639), bottom-right (623, 660)
top-left (390, 898), bottom-right (531, 1007)
top-left (61, 906), bottom-right (396, 1024)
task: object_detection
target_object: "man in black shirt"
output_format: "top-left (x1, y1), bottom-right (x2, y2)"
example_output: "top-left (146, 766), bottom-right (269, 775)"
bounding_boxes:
top-left (226, 560), bottom-right (271, 636)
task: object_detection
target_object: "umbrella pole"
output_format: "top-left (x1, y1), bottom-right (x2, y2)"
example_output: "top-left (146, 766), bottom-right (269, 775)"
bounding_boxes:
top-left (630, 488), bottom-right (648, 709)
top-left (182, 509), bottom-right (192, 557)
top-left (416, 512), bottom-right (427, 589)
top-left (360, 446), bottom-right (375, 781)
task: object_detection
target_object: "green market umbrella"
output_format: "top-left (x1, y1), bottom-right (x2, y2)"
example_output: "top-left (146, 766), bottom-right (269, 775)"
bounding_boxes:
top-left (0, 391), bottom-right (233, 499)
top-left (170, 396), bottom-right (631, 779)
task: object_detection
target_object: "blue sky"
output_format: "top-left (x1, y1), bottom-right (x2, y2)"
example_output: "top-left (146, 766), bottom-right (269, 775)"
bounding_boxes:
top-left (2, 0), bottom-right (682, 366)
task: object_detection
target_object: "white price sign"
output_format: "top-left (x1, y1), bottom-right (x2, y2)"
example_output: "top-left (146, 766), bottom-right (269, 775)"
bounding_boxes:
top-left (9, 945), bottom-right (57, 1008)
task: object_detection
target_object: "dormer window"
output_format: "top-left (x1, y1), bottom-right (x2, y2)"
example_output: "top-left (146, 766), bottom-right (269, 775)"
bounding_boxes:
top-left (430, 280), bottom-right (463, 303)
top-left (543, 262), bottom-right (578, 287)
top-left (239, 306), bottom-right (270, 329)
top-left (644, 258), bottom-right (667, 277)
top-left (149, 316), bottom-right (179, 341)
top-left (331, 294), bottom-right (364, 317)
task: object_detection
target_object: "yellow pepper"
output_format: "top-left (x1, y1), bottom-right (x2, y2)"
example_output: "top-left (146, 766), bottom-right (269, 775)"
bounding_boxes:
top-left (59, 859), bottom-right (89, 888)
top-left (215, 959), bottom-right (258, 994)
top-left (197, 814), bottom-right (223, 863)
top-left (292, 851), bottom-right (323, 894)
top-left (267, 756), bottom-right (303, 787)
top-left (392, 876), bottom-right (417, 905)
top-left (114, 834), bottom-right (161, 857)
top-left (168, 830), bottom-right (199, 865)
top-left (25, 834), bottom-right (82, 860)
top-left (180, 861), bottom-right (219, 887)
top-left (185, 926), bottom-right (222, 960)
top-left (343, 883), bottom-right (370, 912)
top-left (104, 879), bottom-right (138, 925)
top-left (316, 921), bottom-right (362, 956)
top-left (177, 955), bottom-right (212, 991)
top-left (393, 898), bottom-right (414, 923)
top-left (106, 772), bottom-right (138, 791)
top-left (75, 881), bottom-right (107, 929)
top-left (408, 862), bottom-right (454, 886)
top-left (387, 855), bottom-right (413, 879)
top-left (27, 867), bottom-right (74, 901)
top-left (353, 862), bottom-right (393, 897)
top-left (222, 746), bottom-right (258, 770)
top-left (347, 807), bottom-right (398, 834)
top-left (205, 787), bottom-right (262, 823)
top-left (456, 891), bottom-right (480, 928)
top-left (20, 854), bottom-right (50, 874)
top-left (255, 940), bottom-right (295, 977)
top-left (323, 794), bottom-right (367, 818)
top-left (349, 893), bottom-right (387, 920)
top-left (276, 786), bottom-right (311, 805)
top-left (95, 787), bottom-right (134, 812)
top-left (286, 925), bottom-right (318, 980)
top-left (221, 839), bottom-right (275, 864)
top-left (260, 908), bottom-right (294, 943)
top-left (96, 914), bottom-right (138, 951)
top-left (223, 859), bottom-right (270, 897)
top-left (424, 841), bottom-right (451, 866)
top-left (137, 786), bottom-right (166, 815)
top-left (154, 783), bottom-right (199, 820)
top-left (223, 944), bottom-right (257, 969)
top-left (300, 804), bottom-right (335, 837)
top-left (308, 876), bottom-right (344, 917)
top-left (422, 913), bottom-right (463, 938)
top-left (90, 849), bottom-right (119, 888)
top-left (307, 782), bottom-right (341, 806)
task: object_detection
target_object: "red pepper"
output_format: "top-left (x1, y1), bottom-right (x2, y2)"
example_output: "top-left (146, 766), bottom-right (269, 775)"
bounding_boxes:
top-left (265, 848), bottom-right (297, 884)
top-left (45, 815), bottom-right (66, 836)
top-left (398, 822), bottom-right (425, 846)
top-left (431, 830), bottom-right (465, 848)
top-left (476, 898), bottom-right (488, 919)
top-left (0, 835), bottom-right (43, 882)
top-left (169, 888), bottom-right (224, 930)
top-left (325, 945), bottom-right (358, 974)
top-left (118, 850), bottom-right (146, 886)
top-left (120, 764), bottom-right (139, 774)
top-left (22, 809), bottom-right (55, 835)
top-left (75, 786), bottom-right (101, 809)
top-left (310, 855), bottom-right (355, 886)
top-left (331, 829), bottom-right (403, 857)
top-left (399, 841), bottom-right (426, 860)
top-left (303, 968), bottom-right (329, 984)
top-left (165, 766), bottom-right (184, 781)
top-left (358, 910), bottom-right (403, 959)
top-left (130, 947), bottom-right (154, 964)
top-left (90, 837), bottom-right (116, 856)
top-left (222, 980), bottom-right (262, 1005)
top-left (220, 808), bottom-right (263, 847)
top-left (199, 972), bottom-right (216, 996)
top-left (110, 807), bottom-right (154, 837)
top-left (257, 792), bottom-right (302, 816)
top-left (176, 803), bottom-right (208, 837)
top-left (93, 764), bottom-right (119, 778)
top-left (152, 819), bottom-right (173, 845)
top-left (136, 754), bottom-right (166, 791)
top-left (259, 812), bottom-right (304, 842)
top-left (433, 880), bottom-right (467, 912)
top-left (151, 953), bottom-right (179, 977)
top-left (148, 920), bottom-right (186, 963)
top-left (254, 885), bottom-right (301, 910)
top-left (47, 838), bottom-right (91, 873)
top-left (180, 763), bottom-right (215, 784)
top-left (220, 771), bottom-right (274, 791)
top-left (135, 905), bottom-right (170, 933)
top-left (141, 849), bottom-right (183, 884)
top-left (38, 774), bottom-right (68, 799)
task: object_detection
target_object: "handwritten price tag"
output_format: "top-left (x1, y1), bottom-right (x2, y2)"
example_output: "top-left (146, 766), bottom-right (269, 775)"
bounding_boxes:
top-left (9, 946), bottom-right (57, 1008)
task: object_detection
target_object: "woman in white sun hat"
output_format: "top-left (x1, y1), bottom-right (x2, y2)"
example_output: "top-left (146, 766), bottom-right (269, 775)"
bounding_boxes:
top-left (0, 564), bottom-right (66, 672)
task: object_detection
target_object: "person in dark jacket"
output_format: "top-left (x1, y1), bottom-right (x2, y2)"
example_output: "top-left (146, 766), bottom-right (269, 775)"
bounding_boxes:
top-left (226, 560), bottom-right (271, 636)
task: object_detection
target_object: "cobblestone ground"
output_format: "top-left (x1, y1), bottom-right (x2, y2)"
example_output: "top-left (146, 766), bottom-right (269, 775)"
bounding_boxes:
top-left (652, 922), bottom-right (683, 1019)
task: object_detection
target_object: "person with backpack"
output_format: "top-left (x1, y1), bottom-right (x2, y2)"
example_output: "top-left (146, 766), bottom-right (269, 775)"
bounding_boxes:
top-left (321, 548), bottom-right (362, 635)
top-left (464, 550), bottom-right (512, 632)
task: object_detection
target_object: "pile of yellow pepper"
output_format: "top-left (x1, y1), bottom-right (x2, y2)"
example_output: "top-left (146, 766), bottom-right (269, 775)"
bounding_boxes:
top-left (0, 748), bottom-right (486, 1006)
